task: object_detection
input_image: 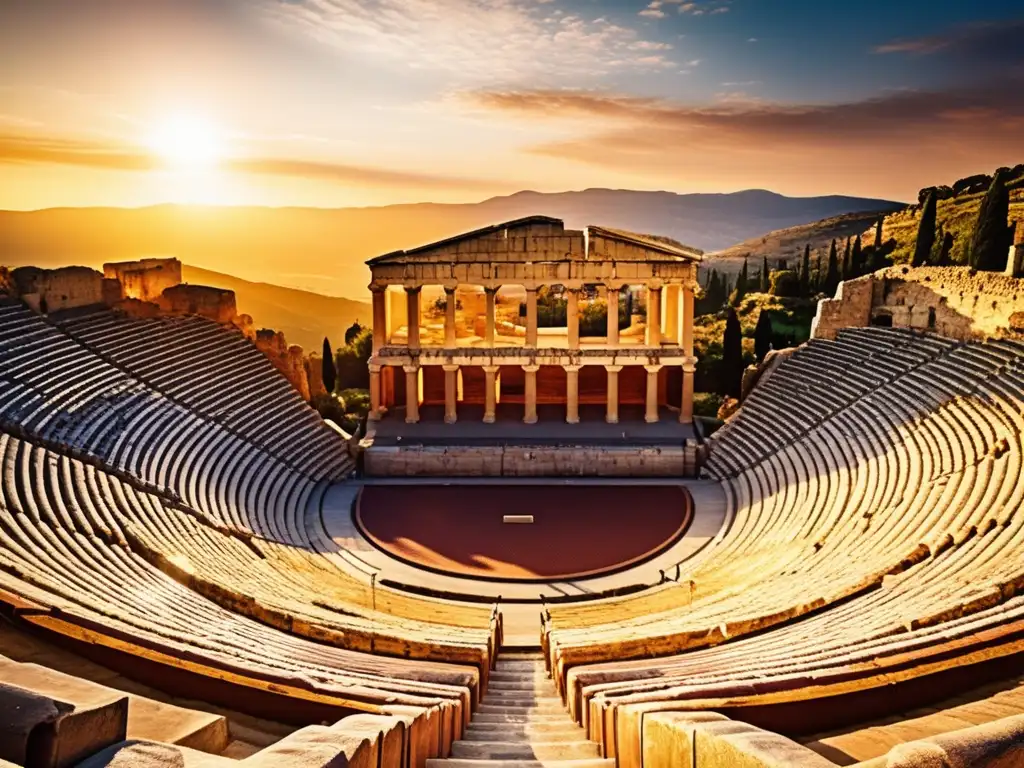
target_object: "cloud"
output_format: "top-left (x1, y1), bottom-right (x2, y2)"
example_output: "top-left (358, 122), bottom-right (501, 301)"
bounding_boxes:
top-left (264, 0), bottom-right (684, 83)
top-left (464, 79), bottom-right (1024, 195)
top-left (0, 133), bottom-right (494, 189)
top-left (873, 18), bottom-right (1024, 70)
top-left (667, 0), bottom-right (729, 16)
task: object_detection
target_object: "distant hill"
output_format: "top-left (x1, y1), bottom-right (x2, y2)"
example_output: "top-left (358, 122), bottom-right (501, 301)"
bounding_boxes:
top-left (706, 209), bottom-right (901, 274)
top-left (182, 265), bottom-right (369, 353)
top-left (872, 172), bottom-right (1024, 266)
top-left (0, 189), bottom-right (903, 299)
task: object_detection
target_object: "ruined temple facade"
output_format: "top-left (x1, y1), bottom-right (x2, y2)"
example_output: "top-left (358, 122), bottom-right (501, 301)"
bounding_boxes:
top-left (366, 216), bottom-right (702, 425)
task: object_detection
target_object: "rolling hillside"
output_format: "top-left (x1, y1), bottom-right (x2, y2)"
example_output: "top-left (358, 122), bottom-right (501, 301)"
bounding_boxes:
top-left (182, 265), bottom-right (369, 353)
top-left (0, 188), bottom-right (902, 299)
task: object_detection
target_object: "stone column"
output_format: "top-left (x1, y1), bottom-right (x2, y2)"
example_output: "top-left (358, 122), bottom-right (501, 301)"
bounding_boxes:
top-left (526, 288), bottom-right (538, 347)
top-left (444, 287), bottom-right (457, 348)
top-left (368, 363), bottom-right (382, 420)
top-left (403, 364), bottom-right (420, 423)
top-left (564, 365), bottom-right (581, 424)
top-left (606, 286), bottom-right (620, 348)
top-left (443, 364), bottom-right (459, 424)
top-left (645, 364), bottom-right (661, 423)
top-left (483, 365), bottom-right (499, 424)
top-left (646, 285), bottom-right (662, 347)
top-left (485, 288), bottom-right (497, 346)
top-left (605, 364), bottom-right (622, 424)
top-left (566, 289), bottom-right (580, 350)
top-left (681, 283), bottom-right (696, 424)
top-left (663, 284), bottom-right (680, 344)
top-left (405, 287), bottom-right (421, 351)
top-left (522, 364), bottom-right (539, 424)
top-left (371, 287), bottom-right (387, 354)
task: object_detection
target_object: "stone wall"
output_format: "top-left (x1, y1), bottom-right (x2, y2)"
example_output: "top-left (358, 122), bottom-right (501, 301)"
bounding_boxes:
top-left (104, 257), bottom-right (182, 302)
top-left (306, 354), bottom-right (327, 399)
top-left (809, 276), bottom-right (874, 341)
top-left (365, 443), bottom-right (690, 477)
top-left (159, 284), bottom-right (237, 324)
top-left (255, 329), bottom-right (311, 400)
top-left (811, 266), bottom-right (1024, 342)
top-left (11, 265), bottom-right (117, 312)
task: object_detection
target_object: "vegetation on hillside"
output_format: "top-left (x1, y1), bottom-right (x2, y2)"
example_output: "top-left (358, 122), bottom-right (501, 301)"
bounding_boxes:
top-left (874, 165), bottom-right (1024, 267)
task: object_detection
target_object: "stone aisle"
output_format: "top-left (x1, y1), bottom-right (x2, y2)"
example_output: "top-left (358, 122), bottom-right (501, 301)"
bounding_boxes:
top-left (426, 652), bottom-right (612, 768)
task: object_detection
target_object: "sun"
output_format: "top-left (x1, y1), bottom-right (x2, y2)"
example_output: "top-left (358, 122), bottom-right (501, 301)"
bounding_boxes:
top-left (146, 115), bottom-right (222, 168)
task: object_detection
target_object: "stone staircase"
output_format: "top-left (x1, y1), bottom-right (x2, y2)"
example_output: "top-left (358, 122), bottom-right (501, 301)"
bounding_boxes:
top-left (427, 652), bottom-right (612, 768)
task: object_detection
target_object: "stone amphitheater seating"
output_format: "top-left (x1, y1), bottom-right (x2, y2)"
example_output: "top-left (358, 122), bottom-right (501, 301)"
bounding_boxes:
top-left (4, 292), bottom-right (1024, 768)
top-left (538, 328), bottom-right (1024, 766)
top-left (0, 298), bottom-right (505, 766)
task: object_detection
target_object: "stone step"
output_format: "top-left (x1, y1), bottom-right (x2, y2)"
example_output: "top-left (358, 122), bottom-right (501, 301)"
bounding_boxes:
top-left (472, 713), bottom-right (571, 725)
top-left (487, 673), bottom-right (552, 684)
top-left (484, 692), bottom-right (562, 702)
top-left (466, 722), bottom-right (585, 736)
top-left (426, 760), bottom-right (614, 768)
top-left (494, 661), bottom-right (547, 671)
top-left (451, 740), bottom-right (601, 760)
top-left (477, 704), bottom-right (567, 715)
top-left (461, 727), bottom-right (587, 743)
top-left (487, 682), bottom-right (558, 692)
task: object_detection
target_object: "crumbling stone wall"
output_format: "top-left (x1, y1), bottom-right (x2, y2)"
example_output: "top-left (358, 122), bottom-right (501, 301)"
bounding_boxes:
top-left (812, 266), bottom-right (1024, 342)
top-left (159, 284), bottom-right (237, 324)
top-left (810, 276), bottom-right (874, 340)
top-left (306, 354), bottom-right (327, 399)
top-left (11, 265), bottom-right (116, 312)
top-left (256, 329), bottom-right (311, 400)
top-left (104, 258), bottom-right (182, 302)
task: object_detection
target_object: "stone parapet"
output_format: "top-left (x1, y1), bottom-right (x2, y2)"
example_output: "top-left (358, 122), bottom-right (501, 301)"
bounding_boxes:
top-left (365, 443), bottom-right (688, 477)
top-left (104, 257), bottom-right (181, 302)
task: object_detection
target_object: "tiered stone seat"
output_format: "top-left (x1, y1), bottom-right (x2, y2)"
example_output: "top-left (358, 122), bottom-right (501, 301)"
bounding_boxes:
top-left (58, 312), bottom-right (350, 480)
top-left (537, 329), bottom-right (1024, 766)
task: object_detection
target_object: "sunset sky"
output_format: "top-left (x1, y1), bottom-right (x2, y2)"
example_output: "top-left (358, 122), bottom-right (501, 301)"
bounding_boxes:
top-left (1, 0), bottom-right (1022, 209)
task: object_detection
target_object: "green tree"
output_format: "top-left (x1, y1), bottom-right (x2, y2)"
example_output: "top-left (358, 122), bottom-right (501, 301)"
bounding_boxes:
top-left (824, 239), bottom-right (840, 296)
top-left (873, 218), bottom-right (883, 250)
top-left (321, 337), bottom-right (336, 394)
top-left (760, 255), bottom-right (770, 293)
top-left (969, 169), bottom-right (1013, 271)
top-left (730, 258), bottom-right (749, 305)
top-left (850, 236), bottom-right (863, 277)
top-left (912, 189), bottom-right (937, 267)
top-left (754, 310), bottom-right (773, 362)
top-left (799, 244), bottom-right (811, 297)
top-left (770, 269), bottom-right (800, 298)
top-left (841, 237), bottom-right (851, 280)
top-left (721, 307), bottom-right (744, 399)
top-left (344, 321), bottom-right (363, 346)
top-left (334, 328), bottom-right (372, 390)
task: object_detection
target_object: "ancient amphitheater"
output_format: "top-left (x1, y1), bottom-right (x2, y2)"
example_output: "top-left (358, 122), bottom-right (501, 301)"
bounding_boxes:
top-left (1, 221), bottom-right (1024, 768)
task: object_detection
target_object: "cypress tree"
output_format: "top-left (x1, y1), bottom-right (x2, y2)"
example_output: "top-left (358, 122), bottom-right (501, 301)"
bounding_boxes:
top-left (841, 238), bottom-right (851, 280)
top-left (814, 255), bottom-right (823, 292)
top-left (760, 256), bottom-right (770, 293)
top-left (754, 310), bottom-right (773, 362)
top-left (912, 190), bottom-right (937, 267)
top-left (732, 258), bottom-right (749, 304)
top-left (799, 244), bottom-right (811, 297)
top-left (322, 337), bottom-right (337, 395)
top-left (851, 236), bottom-right (863, 277)
top-left (874, 218), bottom-right (883, 250)
top-left (969, 169), bottom-right (1012, 271)
top-left (722, 307), bottom-right (743, 399)
top-left (824, 239), bottom-right (840, 296)
top-left (938, 231), bottom-right (954, 266)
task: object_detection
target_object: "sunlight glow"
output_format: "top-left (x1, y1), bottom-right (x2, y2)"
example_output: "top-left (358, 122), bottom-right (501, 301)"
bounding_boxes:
top-left (146, 115), bottom-right (222, 168)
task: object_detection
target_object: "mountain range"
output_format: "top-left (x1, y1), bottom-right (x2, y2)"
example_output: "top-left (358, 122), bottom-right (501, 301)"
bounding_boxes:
top-left (0, 189), bottom-right (905, 301)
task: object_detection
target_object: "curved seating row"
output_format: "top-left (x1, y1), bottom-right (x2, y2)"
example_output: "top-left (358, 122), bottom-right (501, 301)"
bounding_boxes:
top-left (58, 311), bottom-right (348, 480)
top-left (0, 428), bottom-right (488, 762)
top-left (537, 329), bottom-right (1024, 766)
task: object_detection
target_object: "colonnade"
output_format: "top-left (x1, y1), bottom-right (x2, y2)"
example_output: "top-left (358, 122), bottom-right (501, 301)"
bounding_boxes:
top-left (368, 279), bottom-right (696, 426)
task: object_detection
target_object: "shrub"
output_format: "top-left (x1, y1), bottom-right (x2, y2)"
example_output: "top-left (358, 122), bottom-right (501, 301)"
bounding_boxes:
top-left (770, 269), bottom-right (800, 298)
top-left (693, 392), bottom-right (724, 418)
top-left (338, 388), bottom-right (371, 417)
top-left (310, 393), bottom-right (346, 425)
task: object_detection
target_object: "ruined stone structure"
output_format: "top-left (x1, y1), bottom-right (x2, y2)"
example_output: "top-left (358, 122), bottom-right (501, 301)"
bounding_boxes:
top-left (366, 216), bottom-right (702, 426)
top-left (811, 265), bottom-right (1024, 342)
top-left (103, 257), bottom-right (182, 302)
top-left (4, 261), bottom-right (311, 399)
top-left (255, 328), bottom-right (312, 401)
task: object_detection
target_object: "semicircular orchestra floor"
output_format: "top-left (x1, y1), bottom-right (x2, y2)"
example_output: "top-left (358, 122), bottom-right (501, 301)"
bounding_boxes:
top-left (354, 484), bottom-right (693, 581)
